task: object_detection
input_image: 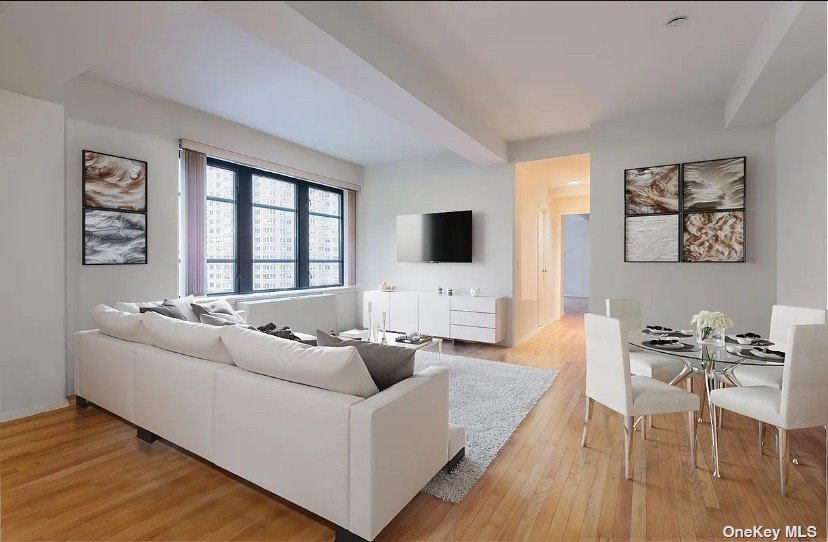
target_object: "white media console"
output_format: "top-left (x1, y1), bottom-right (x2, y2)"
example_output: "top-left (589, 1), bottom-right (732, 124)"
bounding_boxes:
top-left (362, 290), bottom-right (507, 344)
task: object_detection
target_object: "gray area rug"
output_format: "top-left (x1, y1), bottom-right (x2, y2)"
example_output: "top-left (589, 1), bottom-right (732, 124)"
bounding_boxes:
top-left (414, 351), bottom-right (558, 503)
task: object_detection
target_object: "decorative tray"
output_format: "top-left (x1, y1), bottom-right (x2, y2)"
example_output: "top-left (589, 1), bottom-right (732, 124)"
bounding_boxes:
top-left (394, 335), bottom-right (432, 345)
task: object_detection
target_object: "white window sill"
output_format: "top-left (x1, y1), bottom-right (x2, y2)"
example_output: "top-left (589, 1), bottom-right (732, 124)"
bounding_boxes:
top-left (212, 285), bottom-right (356, 305)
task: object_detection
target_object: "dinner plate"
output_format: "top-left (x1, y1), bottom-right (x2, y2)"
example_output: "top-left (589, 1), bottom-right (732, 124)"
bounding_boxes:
top-left (642, 340), bottom-right (695, 351)
top-left (750, 348), bottom-right (785, 360)
top-left (725, 335), bottom-right (773, 347)
top-left (644, 329), bottom-right (674, 335)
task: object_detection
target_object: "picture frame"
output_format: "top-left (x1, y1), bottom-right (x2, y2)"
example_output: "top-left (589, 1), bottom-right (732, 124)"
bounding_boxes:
top-left (82, 150), bottom-right (148, 265)
top-left (682, 210), bottom-right (746, 263)
top-left (624, 163), bottom-right (680, 216)
top-left (682, 156), bottom-right (746, 212)
top-left (624, 215), bottom-right (680, 263)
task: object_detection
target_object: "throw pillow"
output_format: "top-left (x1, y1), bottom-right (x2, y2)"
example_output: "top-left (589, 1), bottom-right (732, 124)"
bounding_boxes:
top-left (90, 304), bottom-right (154, 345)
top-left (139, 299), bottom-right (188, 320)
top-left (200, 313), bottom-right (245, 326)
top-left (191, 298), bottom-right (244, 324)
top-left (222, 326), bottom-right (379, 398)
top-left (141, 311), bottom-right (235, 365)
top-left (316, 330), bottom-right (415, 391)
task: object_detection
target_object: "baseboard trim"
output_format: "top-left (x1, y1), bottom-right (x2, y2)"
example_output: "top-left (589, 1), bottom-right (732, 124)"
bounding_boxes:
top-left (0, 399), bottom-right (70, 423)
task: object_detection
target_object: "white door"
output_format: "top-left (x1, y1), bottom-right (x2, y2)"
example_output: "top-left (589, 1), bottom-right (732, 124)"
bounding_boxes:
top-left (537, 207), bottom-right (552, 326)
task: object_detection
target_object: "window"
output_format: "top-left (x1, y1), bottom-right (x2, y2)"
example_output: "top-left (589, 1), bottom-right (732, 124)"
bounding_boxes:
top-left (204, 157), bottom-right (343, 294)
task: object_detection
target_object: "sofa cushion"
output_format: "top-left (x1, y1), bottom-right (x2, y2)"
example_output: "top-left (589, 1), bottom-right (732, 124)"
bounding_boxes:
top-left (191, 298), bottom-right (240, 321)
top-left (317, 330), bottom-right (415, 391)
top-left (199, 313), bottom-right (245, 326)
top-left (114, 300), bottom-right (158, 314)
top-left (115, 295), bottom-right (200, 322)
top-left (90, 304), bottom-right (154, 345)
top-left (140, 299), bottom-right (188, 320)
top-left (222, 326), bottom-right (379, 398)
top-left (141, 311), bottom-right (234, 365)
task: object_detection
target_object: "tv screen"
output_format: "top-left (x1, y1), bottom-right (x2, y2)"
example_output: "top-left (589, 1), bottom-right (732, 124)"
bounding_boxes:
top-left (397, 210), bottom-right (472, 263)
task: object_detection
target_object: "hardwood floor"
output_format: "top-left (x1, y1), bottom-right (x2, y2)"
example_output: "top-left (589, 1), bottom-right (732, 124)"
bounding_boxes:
top-left (1, 313), bottom-right (825, 541)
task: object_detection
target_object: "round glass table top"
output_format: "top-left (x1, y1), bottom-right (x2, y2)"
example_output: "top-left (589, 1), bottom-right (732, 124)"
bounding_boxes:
top-left (627, 330), bottom-right (785, 367)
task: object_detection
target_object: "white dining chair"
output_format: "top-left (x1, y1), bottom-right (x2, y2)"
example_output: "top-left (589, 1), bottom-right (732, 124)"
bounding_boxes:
top-left (710, 324), bottom-right (828, 495)
top-left (606, 299), bottom-right (686, 383)
top-left (582, 314), bottom-right (700, 479)
top-left (729, 305), bottom-right (827, 389)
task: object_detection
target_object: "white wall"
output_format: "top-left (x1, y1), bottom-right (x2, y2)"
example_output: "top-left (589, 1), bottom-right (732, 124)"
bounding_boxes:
top-left (53, 76), bottom-right (363, 186)
top-left (359, 153), bottom-right (515, 343)
top-left (59, 77), bottom-right (364, 395)
top-left (0, 90), bottom-right (67, 420)
top-left (775, 74), bottom-right (827, 308)
top-left (65, 119), bottom-right (181, 393)
top-left (563, 214), bottom-right (590, 297)
top-left (590, 105), bottom-right (776, 333)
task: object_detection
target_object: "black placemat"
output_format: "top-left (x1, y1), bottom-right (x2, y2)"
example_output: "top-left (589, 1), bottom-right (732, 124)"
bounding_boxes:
top-left (725, 336), bottom-right (773, 347)
top-left (730, 348), bottom-right (785, 362)
top-left (641, 340), bottom-right (698, 352)
top-left (643, 329), bottom-right (692, 338)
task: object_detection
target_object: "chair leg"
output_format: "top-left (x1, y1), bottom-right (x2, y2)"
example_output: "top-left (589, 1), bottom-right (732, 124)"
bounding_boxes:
top-left (641, 414), bottom-right (647, 441)
top-left (778, 428), bottom-right (788, 496)
top-left (758, 421), bottom-right (765, 456)
top-left (581, 397), bottom-right (593, 447)
top-left (687, 410), bottom-right (697, 468)
top-left (648, 415), bottom-right (654, 429)
top-left (697, 391), bottom-right (706, 423)
top-left (624, 416), bottom-right (634, 480)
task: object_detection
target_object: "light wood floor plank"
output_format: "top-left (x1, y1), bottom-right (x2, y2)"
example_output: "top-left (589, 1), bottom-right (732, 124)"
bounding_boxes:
top-left (1, 307), bottom-right (824, 541)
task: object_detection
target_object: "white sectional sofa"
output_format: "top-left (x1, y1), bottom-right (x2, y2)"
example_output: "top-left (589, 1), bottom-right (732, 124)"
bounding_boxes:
top-left (74, 303), bottom-right (465, 542)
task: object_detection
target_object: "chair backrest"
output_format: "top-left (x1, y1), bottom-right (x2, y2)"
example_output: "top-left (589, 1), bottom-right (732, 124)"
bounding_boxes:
top-left (768, 305), bottom-right (827, 345)
top-left (605, 299), bottom-right (642, 336)
top-left (780, 324), bottom-right (828, 429)
top-left (585, 313), bottom-right (632, 415)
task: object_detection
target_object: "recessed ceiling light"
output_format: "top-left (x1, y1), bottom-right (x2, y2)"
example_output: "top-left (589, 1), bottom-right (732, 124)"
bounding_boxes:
top-left (567, 180), bottom-right (581, 185)
top-left (666, 16), bottom-right (689, 28)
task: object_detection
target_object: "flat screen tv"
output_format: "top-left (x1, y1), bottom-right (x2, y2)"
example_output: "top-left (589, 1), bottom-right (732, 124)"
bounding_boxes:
top-left (397, 210), bottom-right (472, 263)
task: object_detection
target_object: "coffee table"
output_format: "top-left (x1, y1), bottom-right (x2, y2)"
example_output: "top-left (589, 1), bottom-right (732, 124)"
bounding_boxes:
top-left (339, 329), bottom-right (443, 361)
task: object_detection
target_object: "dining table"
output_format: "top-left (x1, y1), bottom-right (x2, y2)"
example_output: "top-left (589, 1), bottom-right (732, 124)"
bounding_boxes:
top-left (627, 329), bottom-right (785, 478)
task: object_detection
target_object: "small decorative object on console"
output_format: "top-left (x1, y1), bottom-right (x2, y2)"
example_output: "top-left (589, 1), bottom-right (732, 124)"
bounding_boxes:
top-left (437, 287), bottom-right (443, 295)
top-left (447, 288), bottom-right (453, 296)
top-left (379, 281), bottom-right (396, 292)
top-left (691, 310), bottom-right (732, 347)
top-left (469, 287), bottom-right (480, 297)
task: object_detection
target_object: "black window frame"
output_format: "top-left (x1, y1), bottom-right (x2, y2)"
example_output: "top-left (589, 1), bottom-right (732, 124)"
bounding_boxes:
top-left (205, 157), bottom-right (344, 295)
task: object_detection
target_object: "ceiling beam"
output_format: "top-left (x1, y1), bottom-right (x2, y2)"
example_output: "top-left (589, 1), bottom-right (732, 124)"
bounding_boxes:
top-left (725, 1), bottom-right (827, 128)
top-left (207, 1), bottom-right (506, 166)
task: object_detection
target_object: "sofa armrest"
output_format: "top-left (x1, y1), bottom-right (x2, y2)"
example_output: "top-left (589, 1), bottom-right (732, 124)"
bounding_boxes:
top-left (348, 366), bottom-right (449, 540)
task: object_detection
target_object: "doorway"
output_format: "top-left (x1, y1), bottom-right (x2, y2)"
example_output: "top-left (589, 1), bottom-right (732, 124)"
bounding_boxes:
top-left (513, 153), bottom-right (590, 343)
top-left (562, 213), bottom-right (590, 315)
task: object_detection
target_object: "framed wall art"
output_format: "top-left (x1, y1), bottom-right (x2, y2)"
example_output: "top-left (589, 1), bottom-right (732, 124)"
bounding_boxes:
top-left (82, 150), bottom-right (148, 265)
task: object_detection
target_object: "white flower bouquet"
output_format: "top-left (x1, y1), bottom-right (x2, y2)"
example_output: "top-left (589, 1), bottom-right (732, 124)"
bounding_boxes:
top-left (691, 311), bottom-right (732, 346)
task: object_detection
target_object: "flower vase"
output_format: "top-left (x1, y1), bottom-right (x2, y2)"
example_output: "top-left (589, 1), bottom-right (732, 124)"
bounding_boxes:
top-left (696, 325), bottom-right (725, 347)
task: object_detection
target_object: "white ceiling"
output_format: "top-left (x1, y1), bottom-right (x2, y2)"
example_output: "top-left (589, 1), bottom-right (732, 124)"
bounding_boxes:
top-left (356, 1), bottom-right (775, 141)
top-left (2, 1), bottom-right (820, 166)
top-left (83, 6), bottom-right (440, 165)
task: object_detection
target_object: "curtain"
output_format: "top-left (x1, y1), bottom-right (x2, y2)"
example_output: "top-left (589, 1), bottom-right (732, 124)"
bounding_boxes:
top-left (346, 189), bottom-right (356, 285)
top-left (184, 149), bottom-right (207, 296)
